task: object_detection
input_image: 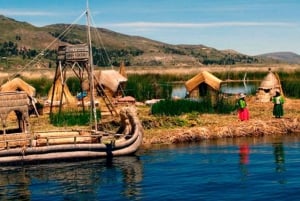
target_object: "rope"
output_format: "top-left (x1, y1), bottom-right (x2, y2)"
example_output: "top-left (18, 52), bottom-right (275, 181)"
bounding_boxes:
top-left (8, 10), bottom-right (87, 81)
top-left (89, 13), bottom-right (114, 69)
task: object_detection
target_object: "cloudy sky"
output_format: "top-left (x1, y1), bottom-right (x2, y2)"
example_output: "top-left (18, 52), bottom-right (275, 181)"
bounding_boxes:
top-left (1, 0), bottom-right (300, 56)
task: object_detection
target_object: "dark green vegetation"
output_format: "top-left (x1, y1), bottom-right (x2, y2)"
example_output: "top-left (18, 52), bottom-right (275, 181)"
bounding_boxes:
top-left (49, 109), bottom-right (101, 126)
top-left (24, 77), bottom-right (52, 98)
top-left (151, 98), bottom-right (236, 116)
top-left (278, 71), bottom-right (300, 99)
top-left (151, 99), bottom-right (210, 116)
top-left (0, 15), bottom-right (282, 70)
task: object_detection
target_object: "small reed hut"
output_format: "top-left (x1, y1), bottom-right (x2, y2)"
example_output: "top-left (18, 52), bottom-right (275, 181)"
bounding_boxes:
top-left (0, 91), bottom-right (30, 134)
top-left (0, 77), bottom-right (40, 116)
top-left (185, 71), bottom-right (222, 104)
top-left (83, 69), bottom-right (128, 98)
top-left (256, 69), bottom-right (283, 102)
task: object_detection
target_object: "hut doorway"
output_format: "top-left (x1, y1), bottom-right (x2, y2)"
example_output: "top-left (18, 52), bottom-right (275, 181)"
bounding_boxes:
top-left (199, 83), bottom-right (208, 96)
top-left (0, 92), bottom-right (30, 134)
top-left (0, 110), bottom-right (27, 134)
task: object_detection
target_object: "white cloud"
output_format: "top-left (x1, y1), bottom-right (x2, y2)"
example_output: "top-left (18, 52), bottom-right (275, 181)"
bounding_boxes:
top-left (106, 21), bottom-right (297, 28)
top-left (0, 9), bottom-right (57, 16)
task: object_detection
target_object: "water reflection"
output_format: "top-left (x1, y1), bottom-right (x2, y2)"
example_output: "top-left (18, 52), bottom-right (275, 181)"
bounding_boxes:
top-left (220, 82), bottom-right (259, 94)
top-left (239, 144), bottom-right (250, 165)
top-left (171, 85), bottom-right (186, 98)
top-left (273, 142), bottom-right (286, 184)
top-left (239, 144), bottom-right (250, 180)
top-left (0, 156), bottom-right (143, 200)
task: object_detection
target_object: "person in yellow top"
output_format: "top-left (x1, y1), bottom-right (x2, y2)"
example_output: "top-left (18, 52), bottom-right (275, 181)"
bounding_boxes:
top-left (271, 89), bottom-right (284, 118)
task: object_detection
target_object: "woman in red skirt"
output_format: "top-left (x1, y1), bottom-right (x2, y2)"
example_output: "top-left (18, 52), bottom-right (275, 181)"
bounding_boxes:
top-left (236, 93), bottom-right (250, 121)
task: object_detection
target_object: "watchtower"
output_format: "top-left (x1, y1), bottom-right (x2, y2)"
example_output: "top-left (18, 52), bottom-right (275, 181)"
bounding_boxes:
top-left (50, 44), bottom-right (117, 116)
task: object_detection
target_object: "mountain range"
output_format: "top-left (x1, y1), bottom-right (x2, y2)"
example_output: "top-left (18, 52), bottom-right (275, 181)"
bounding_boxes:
top-left (1, 14), bottom-right (300, 68)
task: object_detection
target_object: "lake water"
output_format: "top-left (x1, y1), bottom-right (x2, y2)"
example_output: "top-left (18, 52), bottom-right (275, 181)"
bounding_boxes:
top-left (171, 82), bottom-right (259, 99)
top-left (1, 135), bottom-right (300, 201)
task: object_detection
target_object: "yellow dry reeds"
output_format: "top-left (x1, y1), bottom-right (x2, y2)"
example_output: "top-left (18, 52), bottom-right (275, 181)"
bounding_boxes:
top-left (47, 79), bottom-right (76, 104)
top-left (162, 118), bottom-right (300, 144)
top-left (0, 78), bottom-right (36, 97)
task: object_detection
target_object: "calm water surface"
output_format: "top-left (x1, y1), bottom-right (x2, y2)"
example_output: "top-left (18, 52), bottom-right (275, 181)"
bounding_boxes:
top-left (1, 135), bottom-right (300, 201)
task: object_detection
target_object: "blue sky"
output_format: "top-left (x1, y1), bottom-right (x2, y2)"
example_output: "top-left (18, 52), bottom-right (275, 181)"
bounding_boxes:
top-left (1, 0), bottom-right (300, 56)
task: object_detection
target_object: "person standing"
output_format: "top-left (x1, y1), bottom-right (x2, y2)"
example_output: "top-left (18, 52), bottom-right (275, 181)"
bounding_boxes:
top-left (272, 89), bottom-right (284, 118)
top-left (236, 93), bottom-right (250, 121)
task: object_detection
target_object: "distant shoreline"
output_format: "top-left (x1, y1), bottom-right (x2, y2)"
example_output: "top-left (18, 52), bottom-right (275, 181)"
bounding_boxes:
top-left (0, 64), bottom-right (299, 80)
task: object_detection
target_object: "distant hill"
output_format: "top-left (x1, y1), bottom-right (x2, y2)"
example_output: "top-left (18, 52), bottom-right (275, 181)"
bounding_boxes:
top-left (256, 52), bottom-right (300, 64)
top-left (0, 15), bottom-right (292, 69)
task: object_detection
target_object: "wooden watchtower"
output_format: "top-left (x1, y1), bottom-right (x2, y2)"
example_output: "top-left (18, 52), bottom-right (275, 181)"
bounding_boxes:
top-left (50, 44), bottom-right (117, 116)
top-left (50, 44), bottom-right (90, 114)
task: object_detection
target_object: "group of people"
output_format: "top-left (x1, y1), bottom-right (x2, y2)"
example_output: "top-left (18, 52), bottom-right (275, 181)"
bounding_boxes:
top-left (236, 89), bottom-right (284, 121)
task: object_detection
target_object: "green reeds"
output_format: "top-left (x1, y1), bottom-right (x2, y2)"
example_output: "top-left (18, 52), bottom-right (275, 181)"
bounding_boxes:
top-left (214, 96), bottom-right (237, 114)
top-left (151, 98), bottom-right (214, 116)
top-left (282, 80), bottom-right (300, 98)
top-left (24, 77), bottom-right (52, 97)
top-left (151, 96), bottom-right (236, 116)
top-left (50, 109), bottom-right (101, 126)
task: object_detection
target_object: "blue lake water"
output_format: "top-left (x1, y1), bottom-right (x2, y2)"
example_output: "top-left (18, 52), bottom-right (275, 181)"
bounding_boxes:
top-left (1, 135), bottom-right (300, 201)
top-left (171, 82), bottom-right (259, 99)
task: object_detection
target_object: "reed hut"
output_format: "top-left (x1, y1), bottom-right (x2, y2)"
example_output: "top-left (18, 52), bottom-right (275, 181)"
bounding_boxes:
top-left (0, 77), bottom-right (36, 97)
top-left (0, 91), bottom-right (30, 134)
top-left (256, 70), bottom-right (283, 102)
top-left (83, 70), bottom-right (128, 98)
top-left (185, 71), bottom-right (222, 103)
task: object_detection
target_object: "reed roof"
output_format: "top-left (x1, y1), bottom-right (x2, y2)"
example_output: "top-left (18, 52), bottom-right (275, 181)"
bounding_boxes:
top-left (259, 71), bottom-right (281, 89)
top-left (94, 70), bottom-right (127, 92)
top-left (185, 71), bottom-right (222, 92)
top-left (0, 77), bottom-right (36, 97)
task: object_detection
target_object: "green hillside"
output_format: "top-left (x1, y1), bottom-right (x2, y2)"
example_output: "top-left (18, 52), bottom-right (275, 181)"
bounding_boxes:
top-left (0, 15), bottom-right (280, 70)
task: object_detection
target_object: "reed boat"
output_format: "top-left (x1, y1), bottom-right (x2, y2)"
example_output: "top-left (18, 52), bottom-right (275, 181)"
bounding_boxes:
top-left (0, 104), bottom-right (143, 165)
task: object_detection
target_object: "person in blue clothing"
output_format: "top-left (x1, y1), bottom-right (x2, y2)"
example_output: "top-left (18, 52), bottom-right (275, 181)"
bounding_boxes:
top-left (271, 89), bottom-right (284, 118)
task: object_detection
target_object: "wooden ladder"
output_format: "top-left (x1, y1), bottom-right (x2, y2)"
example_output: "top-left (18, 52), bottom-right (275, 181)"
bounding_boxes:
top-left (94, 76), bottom-right (118, 116)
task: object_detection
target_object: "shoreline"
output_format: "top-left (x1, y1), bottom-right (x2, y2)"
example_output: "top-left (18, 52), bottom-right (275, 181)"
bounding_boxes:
top-left (142, 117), bottom-right (300, 147)
top-left (140, 98), bottom-right (300, 146)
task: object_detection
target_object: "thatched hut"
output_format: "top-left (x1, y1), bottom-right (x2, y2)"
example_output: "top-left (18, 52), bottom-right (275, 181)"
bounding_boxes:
top-left (83, 70), bottom-right (128, 98)
top-left (0, 77), bottom-right (36, 97)
top-left (46, 79), bottom-right (77, 106)
top-left (185, 71), bottom-right (222, 103)
top-left (256, 70), bottom-right (283, 102)
top-left (0, 91), bottom-right (30, 134)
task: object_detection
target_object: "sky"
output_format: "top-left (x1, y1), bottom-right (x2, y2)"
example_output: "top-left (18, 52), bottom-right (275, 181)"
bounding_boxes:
top-left (1, 0), bottom-right (300, 56)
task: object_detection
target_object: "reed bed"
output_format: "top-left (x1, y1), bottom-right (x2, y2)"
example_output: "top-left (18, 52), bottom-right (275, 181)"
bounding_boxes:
top-left (141, 98), bottom-right (300, 145)
top-left (49, 109), bottom-right (101, 126)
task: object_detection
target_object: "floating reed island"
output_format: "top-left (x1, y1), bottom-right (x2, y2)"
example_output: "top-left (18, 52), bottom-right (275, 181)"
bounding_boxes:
top-left (140, 98), bottom-right (300, 145)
